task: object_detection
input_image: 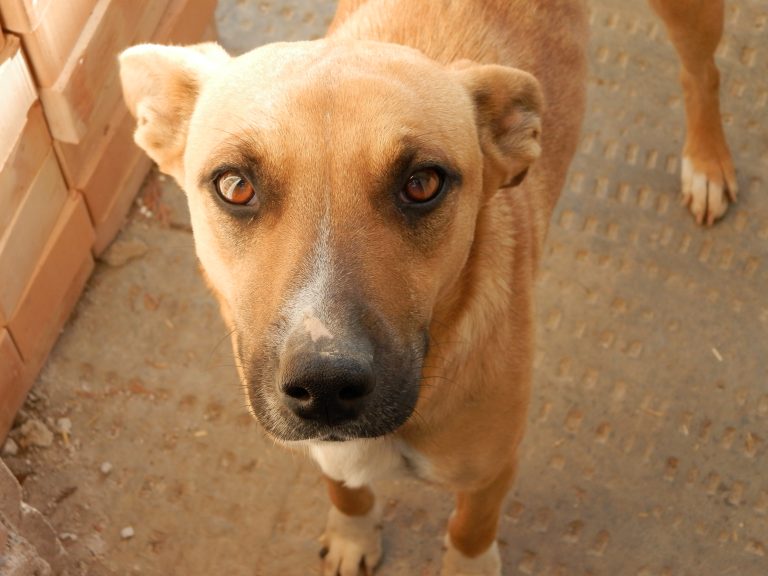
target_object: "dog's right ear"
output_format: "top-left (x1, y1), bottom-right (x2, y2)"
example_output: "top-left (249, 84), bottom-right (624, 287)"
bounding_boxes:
top-left (119, 43), bottom-right (230, 182)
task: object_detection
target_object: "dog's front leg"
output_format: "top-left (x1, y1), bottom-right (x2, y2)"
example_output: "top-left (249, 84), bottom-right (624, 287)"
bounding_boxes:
top-left (442, 464), bottom-right (516, 576)
top-left (320, 476), bottom-right (383, 576)
top-left (648, 0), bottom-right (737, 225)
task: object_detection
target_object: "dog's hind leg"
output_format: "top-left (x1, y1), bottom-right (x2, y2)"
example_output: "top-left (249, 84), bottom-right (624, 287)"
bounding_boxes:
top-left (441, 464), bottom-right (516, 576)
top-left (320, 477), bottom-right (383, 576)
top-left (648, 0), bottom-right (737, 225)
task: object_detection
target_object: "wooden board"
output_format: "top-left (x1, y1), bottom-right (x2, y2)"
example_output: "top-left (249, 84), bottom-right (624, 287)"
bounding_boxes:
top-left (0, 35), bottom-right (36, 169)
top-left (0, 149), bottom-right (68, 323)
top-left (7, 192), bottom-right (95, 364)
top-left (81, 105), bottom-right (153, 256)
top-left (54, 100), bottom-right (127, 190)
top-left (19, 0), bottom-right (98, 87)
top-left (81, 107), bottom-right (135, 223)
top-left (0, 0), bottom-right (53, 33)
top-left (85, 0), bottom-right (218, 255)
top-left (0, 102), bottom-right (50, 237)
top-left (0, 328), bottom-right (24, 441)
top-left (39, 0), bottom-right (169, 144)
top-left (93, 155), bottom-right (152, 255)
top-left (154, 0), bottom-right (219, 44)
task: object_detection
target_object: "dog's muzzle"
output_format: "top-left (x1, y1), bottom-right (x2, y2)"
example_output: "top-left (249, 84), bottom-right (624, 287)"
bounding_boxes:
top-left (241, 304), bottom-right (424, 442)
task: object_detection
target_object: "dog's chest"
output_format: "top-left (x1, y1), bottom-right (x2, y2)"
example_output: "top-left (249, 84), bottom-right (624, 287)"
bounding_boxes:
top-left (308, 437), bottom-right (433, 488)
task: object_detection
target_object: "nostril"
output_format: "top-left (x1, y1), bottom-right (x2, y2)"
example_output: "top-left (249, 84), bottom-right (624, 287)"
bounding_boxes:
top-left (285, 385), bottom-right (311, 401)
top-left (280, 354), bottom-right (375, 425)
top-left (338, 382), bottom-right (370, 402)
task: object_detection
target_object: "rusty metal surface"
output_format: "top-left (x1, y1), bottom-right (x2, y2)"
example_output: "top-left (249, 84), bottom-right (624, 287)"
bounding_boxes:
top-left (3, 1), bottom-right (766, 575)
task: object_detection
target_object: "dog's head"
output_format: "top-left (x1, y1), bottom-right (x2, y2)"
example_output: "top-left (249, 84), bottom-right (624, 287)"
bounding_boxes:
top-left (119, 39), bottom-right (542, 442)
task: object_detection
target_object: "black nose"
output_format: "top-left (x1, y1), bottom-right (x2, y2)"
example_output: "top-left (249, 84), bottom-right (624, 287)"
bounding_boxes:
top-left (280, 355), bottom-right (374, 426)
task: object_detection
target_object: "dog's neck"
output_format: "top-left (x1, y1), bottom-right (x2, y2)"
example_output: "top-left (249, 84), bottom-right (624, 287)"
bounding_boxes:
top-left (412, 186), bottom-right (536, 406)
top-left (328, 0), bottom-right (509, 67)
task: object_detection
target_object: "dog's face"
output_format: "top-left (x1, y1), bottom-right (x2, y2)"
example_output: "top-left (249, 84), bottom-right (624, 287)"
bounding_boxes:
top-left (120, 40), bottom-right (541, 442)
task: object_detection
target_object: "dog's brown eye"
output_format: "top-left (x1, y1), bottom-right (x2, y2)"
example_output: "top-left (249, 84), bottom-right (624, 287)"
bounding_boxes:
top-left (402, 168), bottom-right (443, 203)
top-left (215, 171), bottom-right (257, 206)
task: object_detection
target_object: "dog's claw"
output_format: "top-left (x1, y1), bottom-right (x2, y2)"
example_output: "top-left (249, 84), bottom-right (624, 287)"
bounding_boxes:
top-left (681, 152), bottom-right (737, 226)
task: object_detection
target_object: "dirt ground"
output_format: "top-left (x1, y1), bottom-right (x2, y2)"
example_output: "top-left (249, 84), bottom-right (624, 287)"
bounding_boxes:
top-left (3, 1), bottom-right (767, 575)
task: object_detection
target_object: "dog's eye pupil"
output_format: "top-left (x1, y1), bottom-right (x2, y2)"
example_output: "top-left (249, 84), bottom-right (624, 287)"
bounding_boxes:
top-left (215, 171), bottom-right (257, 206)
top-left (402, 169), bottom-right (442, 203)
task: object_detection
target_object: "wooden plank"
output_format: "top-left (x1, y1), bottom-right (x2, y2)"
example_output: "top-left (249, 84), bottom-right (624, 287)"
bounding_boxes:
top-left (55, 0), bottom-right (215, 190)
top-left (39, 0), bottom-right (169, 144)
top-left (19, 0), bottom-right (98, 88)
top-left (82, 110), bottom-right (137, 220)
top-left (81, 106), bottom-right (136, 223)
top-left (54, 100), bottom-right (127, 190)
top-left (0, 35), bottom-right (36, 169)
top-left (0, 149), bottom-right (68, 323)
top-left (0, 0), bottom-right (53, 33)
top-left (0, 328), bottom-right (24, 441)
top-left (8, 192), bottom-right (95, 364)
top-left (85, 0), bottom-right (217, 255)
top-left (154, 0), bottom-right (218, 44)
top-left (93, 155), bottom-right (152, 255)
top-left (75, 97), bottom-right (151, 254)
top-left (4, 253), bottom-right (93, 441)
top-left (0, 102), bottom-right (50, 236)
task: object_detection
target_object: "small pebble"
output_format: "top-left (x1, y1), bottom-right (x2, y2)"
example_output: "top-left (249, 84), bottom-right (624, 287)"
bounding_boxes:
top-left (2, 438), bottom-right (18, 455)
top-left (83, 533), bottom-right (107, 556)
top-left (57, 418), bottom-right (72, 434)
top-left (100, 238), bottom-right (149, 267)
top-left (120, 526), bottom-right (135, 540)
top-left (100, 462), bottom-right (113, 475)
top-left (59, 532), bottom-right (78, 542)
top-left (19, 418), bottom-right (54, 448)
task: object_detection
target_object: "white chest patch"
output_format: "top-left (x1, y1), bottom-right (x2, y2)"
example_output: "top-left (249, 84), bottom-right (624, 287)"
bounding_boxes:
top-left (306, 437), bottom-right (433, 488)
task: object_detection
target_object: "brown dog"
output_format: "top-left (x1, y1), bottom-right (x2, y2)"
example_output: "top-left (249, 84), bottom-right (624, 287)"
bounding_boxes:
top-left (119, 0), bottom-right (735, 573)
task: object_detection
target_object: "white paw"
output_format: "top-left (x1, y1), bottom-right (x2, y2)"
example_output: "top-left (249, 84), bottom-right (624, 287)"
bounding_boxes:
top-left (441, 535), bottom-right (501, 576)
top-left (320, 501), bottom-right (383, 576)
top-left (681, 155), bottom-right (737, 226)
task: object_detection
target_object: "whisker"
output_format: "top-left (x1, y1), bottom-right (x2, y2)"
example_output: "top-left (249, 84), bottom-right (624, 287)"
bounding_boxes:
top-left (206, 327), bottom-right (237, 368)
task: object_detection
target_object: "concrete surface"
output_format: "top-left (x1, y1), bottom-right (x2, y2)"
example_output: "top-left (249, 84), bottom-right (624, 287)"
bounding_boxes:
top-left (3, 0), bottom-right (767, 574)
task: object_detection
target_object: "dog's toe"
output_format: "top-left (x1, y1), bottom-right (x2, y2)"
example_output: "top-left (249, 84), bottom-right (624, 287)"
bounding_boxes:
top-left (320, 502), bottom-right (383, 576)
top-left (681, 154), bottom-right (737, 226)
top-left (441, 536), bottom-right (501, 576)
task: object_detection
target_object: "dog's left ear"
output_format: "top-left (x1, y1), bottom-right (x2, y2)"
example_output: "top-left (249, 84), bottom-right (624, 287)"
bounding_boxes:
top-left (454, 64), bottom-right (543, 189)
top-left (119, 43), bottom-right (230, 183)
